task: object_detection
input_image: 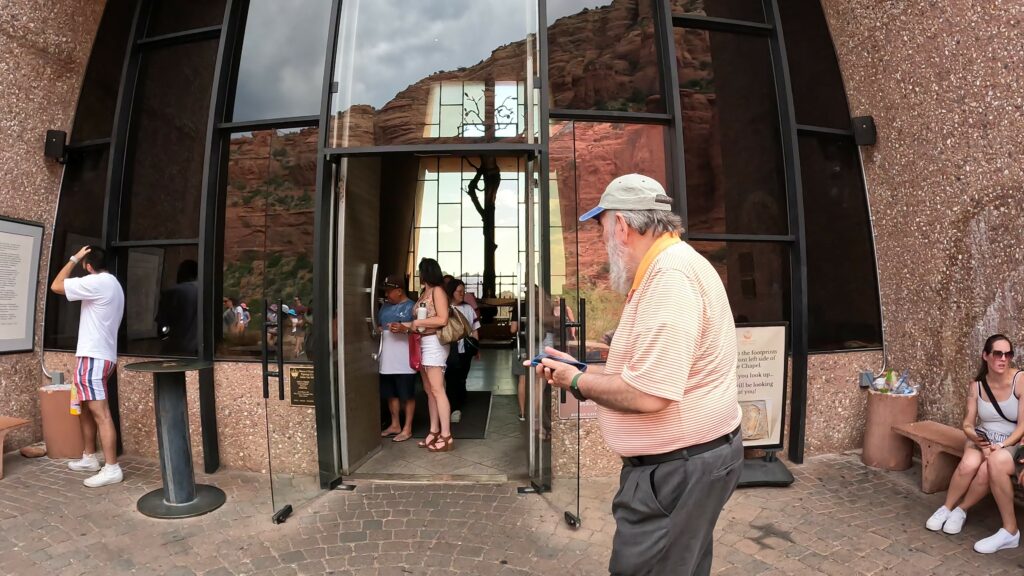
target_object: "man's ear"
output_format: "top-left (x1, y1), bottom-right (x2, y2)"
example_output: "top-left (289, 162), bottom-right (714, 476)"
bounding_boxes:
top-left (614, 212), bottom-right (630, 242)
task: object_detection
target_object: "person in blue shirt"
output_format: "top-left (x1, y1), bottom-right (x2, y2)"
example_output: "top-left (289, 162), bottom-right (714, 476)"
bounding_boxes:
top-left (379, 275), bottom-right (417, 442)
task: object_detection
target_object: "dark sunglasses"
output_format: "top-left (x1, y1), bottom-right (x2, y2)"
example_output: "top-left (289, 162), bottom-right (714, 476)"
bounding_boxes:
top-left (990, 350), bottom-right (1015, 360)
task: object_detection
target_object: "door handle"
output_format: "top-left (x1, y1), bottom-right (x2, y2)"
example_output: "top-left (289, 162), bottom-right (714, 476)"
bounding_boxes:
top-left (276, 299), bottom-right (285, 401)
top-left (368, 263), bottom-right (380, 337)
top-left (261, 299), bottom-right (271, 400)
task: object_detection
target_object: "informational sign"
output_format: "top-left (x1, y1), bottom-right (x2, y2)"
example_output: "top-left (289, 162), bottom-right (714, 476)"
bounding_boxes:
top-left (736, 323), bottom-right (789, 449)
top-left (558, 394), bottom-right (598, 420)
top-left (0, 218), bottom-right (43, 354)
top-left (289, 366), bottom-right (315, 406)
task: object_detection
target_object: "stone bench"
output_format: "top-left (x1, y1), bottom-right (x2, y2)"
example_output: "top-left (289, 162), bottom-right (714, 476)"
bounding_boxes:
top-left (0, 416), bottom-right (30, 480)
top-left (893, 420), bottom-right (1024, 504)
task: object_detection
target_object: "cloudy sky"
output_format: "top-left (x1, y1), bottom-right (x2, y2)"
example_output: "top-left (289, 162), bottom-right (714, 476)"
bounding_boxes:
top-left (231, 0), bottom-right (610, 119)
top-left (334, 0), bottom-right (541, 110)
top-left (232, 0), bottom-right (333, 121)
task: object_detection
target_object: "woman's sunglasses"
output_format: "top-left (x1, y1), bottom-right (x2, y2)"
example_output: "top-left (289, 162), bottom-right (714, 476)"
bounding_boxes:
top-left (990, 350), bottom-right (1015, 360)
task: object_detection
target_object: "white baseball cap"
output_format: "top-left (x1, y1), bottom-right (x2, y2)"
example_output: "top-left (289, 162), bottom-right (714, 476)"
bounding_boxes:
top-left (578, 174), bottom-right (673, 222)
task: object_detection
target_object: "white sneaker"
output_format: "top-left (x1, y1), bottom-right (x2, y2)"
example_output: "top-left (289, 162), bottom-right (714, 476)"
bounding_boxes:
top-left (942, 507), bottom-right (967, 534)
top-left (974, 528), bottom-right (1020, 554)
top-left (83, 464), bottom-right (123, 488)
top-left (68, 453), bottom-right (100, 472)
top-left (450, 410), bottom-right (462, 423)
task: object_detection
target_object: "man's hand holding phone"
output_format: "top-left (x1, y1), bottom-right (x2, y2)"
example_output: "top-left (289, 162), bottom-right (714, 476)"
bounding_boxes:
top-left (524, 347), bottom-right (587, 389)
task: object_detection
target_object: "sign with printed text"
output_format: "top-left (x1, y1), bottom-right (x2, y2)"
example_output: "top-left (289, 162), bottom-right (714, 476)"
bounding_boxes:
top-left (0, 218), bottom-right (42, 354)
top-left (735, 324), bottom-right (788, 449)
top-left (289, 366), bottom-right (315, 407)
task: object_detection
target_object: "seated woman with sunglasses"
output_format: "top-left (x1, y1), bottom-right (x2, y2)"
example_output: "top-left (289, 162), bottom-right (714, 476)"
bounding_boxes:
top-left (925, 334), bottom-right (1024, 554)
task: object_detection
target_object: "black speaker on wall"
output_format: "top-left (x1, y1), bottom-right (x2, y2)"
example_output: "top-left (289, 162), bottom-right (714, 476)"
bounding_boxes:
top-left (852, 116), bottom-right (876, 146)
top-left (44, 130), bottom-right (67, 163)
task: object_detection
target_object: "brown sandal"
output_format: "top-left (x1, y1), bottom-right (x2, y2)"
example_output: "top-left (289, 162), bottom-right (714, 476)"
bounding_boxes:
top-left (418, 431), bottom-right (439, 448)
top-left (427, 434), bottom-right (454, 452)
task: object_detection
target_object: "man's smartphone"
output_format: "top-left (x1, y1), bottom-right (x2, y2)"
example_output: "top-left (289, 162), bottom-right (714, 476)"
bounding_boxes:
top-left (531, 352), bottom-right (588, 372)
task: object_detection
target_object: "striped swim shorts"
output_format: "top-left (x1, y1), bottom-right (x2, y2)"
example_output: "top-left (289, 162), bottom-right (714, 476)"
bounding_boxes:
top-left (74, 357), bottom-right (115, 402)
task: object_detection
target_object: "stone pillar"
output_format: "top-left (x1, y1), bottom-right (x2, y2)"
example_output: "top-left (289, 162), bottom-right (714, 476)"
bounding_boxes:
top-left (0, 1), bottom-right (107, 451)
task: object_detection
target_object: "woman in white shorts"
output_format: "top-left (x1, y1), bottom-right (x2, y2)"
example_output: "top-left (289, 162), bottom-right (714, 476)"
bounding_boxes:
top-left (406, 258), bottom-right (454, 453)
top-left (925, 334), bottom-right (1024, 554)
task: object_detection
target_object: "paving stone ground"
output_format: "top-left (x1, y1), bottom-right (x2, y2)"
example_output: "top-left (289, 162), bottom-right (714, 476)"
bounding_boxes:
top-left (1, 450), bottom-right (1023, 575)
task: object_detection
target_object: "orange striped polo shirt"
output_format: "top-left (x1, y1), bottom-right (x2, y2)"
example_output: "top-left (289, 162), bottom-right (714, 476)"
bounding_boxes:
top-left (598, 241), bottom-right (742, 457)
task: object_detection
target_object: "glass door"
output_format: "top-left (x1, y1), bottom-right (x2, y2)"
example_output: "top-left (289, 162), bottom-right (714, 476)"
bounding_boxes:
top-left (535, 125), bottom-right (585, 527)
top-left (257, 295), bottom-right (324, 523)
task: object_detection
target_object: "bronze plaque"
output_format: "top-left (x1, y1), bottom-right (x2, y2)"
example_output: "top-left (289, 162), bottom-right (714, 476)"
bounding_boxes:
top-left (289, 367), bottom-right (315, 407)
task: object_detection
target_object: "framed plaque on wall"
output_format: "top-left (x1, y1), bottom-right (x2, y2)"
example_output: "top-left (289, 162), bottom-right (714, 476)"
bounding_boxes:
top-left (0, 217), bottom-right (44, 354)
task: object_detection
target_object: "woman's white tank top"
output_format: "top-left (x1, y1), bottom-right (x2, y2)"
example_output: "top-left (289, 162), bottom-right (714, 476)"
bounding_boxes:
top-left (976, 371), bottom-right (1022, 443)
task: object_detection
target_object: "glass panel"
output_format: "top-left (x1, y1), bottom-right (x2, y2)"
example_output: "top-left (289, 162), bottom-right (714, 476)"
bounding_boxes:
top-left (777, 0), bottom-right (852, 130)
top-left (218, 127), bottom-right (319, 360)
top-left (670, 0), bottom-right (765, 22)
top-left (231, 0), bottom-right (333, 122)
top-left (45, 148), bottom-right (109, 350)
top-left (677, 28), bottom-right (788, 235)
top-left (800, 133), bottom-right (882, 350)
top-left (329, 0), bottom-right (538, 147)
top-left (437, 205), bottom-right (462, 251)
top-left (689, 241), bottom-right (790, 323)
top-left (70, 0), bottom-right (135, 142)
top-left (547, 1), bottom-right (664, 112)
top-left (123, 245), bottom-right (200, 356)
top-left (146, 0), bottom-right (226, 36)
top-left (550, 120), bottom-right (668, 358)
top-left (123, 40), bottom-right (219, 241)
top-left (462, 228), bottom-right (484, 277)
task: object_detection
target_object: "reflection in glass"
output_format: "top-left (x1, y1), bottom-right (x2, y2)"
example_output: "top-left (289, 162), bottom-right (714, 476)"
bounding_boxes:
top-left (676, 28), bottom-right (788, 235)
top-left (670, 0), bottom-right (764, 22)
top-left (146, 0), bottom-right (226, 37)
top-left (547, 0), bottom-right (663, 112)
top-left (410, 156), bottom-right (528, 296)
top-left (548, 120), bottom-right (668, 362)
top-left (777, 0), bottom-right (852, 130)
top-left (231, 0), bottom-right (332, 122)
top-left (218, 128), bottom-right (318, 360)
top-left (330, 0), bottom-right (538, 147)
top-left (690, 241), bottom-right (790, 323)
top-left (71, 0), bottom-right (135, 142)
top-left (123, 40), bottom-right (219, 241)
top-left (45, 148), bottom-right (109, 350)
top-left (124, 245), bottom-right (200, 357)
top-left (800, 134), bottom-right (882, 350)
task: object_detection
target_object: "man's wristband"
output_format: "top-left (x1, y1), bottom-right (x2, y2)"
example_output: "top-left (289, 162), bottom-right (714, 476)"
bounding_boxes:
top-left (569, 372), bottom-right (587, 401)
top-left (69, 255), bottom-right (80, 265)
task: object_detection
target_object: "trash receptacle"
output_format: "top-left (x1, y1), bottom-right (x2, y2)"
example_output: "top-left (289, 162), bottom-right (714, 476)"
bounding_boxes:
top-left (862, 389), bottom-right (918, 470)
top-left (39, 385), bottom-right (83, 459)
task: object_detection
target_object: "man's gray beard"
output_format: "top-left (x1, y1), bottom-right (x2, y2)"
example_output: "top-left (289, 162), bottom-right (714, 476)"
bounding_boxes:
top-left (606, 234), bottom-right (634, 295)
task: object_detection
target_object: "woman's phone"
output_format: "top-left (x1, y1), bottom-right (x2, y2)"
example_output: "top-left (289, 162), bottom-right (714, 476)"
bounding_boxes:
top-left (976, 428), bottom-right (990, 443)
top-left (531, 352), bottom-right (588, 372)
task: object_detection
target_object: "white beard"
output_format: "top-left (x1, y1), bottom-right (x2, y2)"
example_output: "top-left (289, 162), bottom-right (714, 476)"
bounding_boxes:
top-left (606, 231), bottom-right (635, 295)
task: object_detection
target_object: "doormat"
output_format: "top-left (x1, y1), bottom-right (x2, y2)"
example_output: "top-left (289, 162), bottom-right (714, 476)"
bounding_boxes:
top-left (407, 390), bottom-right (492, 439)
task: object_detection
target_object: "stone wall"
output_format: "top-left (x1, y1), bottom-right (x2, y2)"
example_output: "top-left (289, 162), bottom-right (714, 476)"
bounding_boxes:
top-left (821, 1), bottom-right (1024, 428)
top-left (0, 1), bottom-right (106, 452)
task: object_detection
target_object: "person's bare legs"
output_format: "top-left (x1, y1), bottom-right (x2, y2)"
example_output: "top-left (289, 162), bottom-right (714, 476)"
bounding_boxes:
top-left (418, 369), bottom-right (439, 447)
top-left (423, 366), bottom-right (451, 439)
top-left (517, 374), bottom-right (526, 418)
top-left (382, 397), bottom-right (402, 436)
top-left (958, 459), bottom-right (991, 511)
top-left (79, 404), bottom-right (98, 455)
top-left (84, 400), bottom-right (117, 465)
top-left (987, 450), bottom-right (1019, 534)
top-left (401, 399), bottom-right (415, 436)
top-left (943, 446), bottom-right (983, 509)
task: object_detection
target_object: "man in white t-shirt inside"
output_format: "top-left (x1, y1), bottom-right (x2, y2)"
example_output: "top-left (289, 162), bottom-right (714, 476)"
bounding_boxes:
top-left (50, 246), bottom-right (126, 487)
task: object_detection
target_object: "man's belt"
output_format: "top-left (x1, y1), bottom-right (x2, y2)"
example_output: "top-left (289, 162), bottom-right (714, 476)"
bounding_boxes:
top-left (621, 426), bottom-right (741, 467)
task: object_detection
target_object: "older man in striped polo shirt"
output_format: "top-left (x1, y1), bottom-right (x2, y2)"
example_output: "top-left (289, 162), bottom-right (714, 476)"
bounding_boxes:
top-left (534, 174), bottom-right (743, 576)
